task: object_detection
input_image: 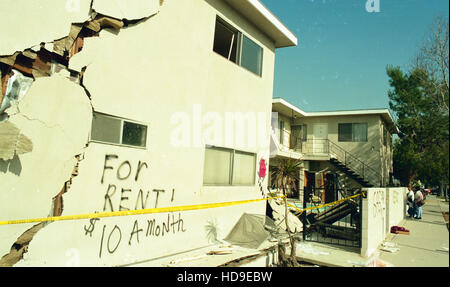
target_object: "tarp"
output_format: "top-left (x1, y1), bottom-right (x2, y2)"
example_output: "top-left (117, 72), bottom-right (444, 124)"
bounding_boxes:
top-left (224, 213), bottom-right (279, 249)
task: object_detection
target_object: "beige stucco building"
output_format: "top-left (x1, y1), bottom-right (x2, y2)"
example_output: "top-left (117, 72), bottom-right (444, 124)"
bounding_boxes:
top-left (270, 98), bottom-right (398, 204)
top-left (0, 0), bottom-right (297, 266)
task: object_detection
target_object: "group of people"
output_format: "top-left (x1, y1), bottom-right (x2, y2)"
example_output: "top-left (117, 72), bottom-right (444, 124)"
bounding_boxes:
top-left (406, 184), bottom-right (426, 220)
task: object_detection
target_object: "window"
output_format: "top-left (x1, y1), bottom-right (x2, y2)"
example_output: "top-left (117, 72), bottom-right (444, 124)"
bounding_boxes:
top-left (203, 146), bottom-right (256, 186)
top-left (299, 124), bottom-right (307, 141)
top-left (338, 123), bottom-right (368, 142)
top-left (232, 151), bottom-right (256, 185)
top-left (203, 147), bottom-right (232, 185)
top-left (91, 112), bottom-right (147, 148)
top-left (279, 120), bottom-right (285, 144)
top-left (240, 35), bottom-right (263, 76)
top-left (213, 18), bottom-right (240, 63)
top-left (213, 17), bottom-right (263, 76)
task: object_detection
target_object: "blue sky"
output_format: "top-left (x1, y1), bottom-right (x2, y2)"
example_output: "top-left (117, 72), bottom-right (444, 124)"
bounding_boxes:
top-left (260, 0), bottom-right (449, 112)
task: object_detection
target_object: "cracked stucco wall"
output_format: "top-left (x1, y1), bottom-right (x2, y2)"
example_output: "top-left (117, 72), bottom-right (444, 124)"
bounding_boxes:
top-left (0, 75), bottom-right (92, 266)
top-left (0, 0), bottom-right (92, 56)
top-left (1, 0), bottom-right (276, 266)
top-left (0, 0), bottom-right (161, 266)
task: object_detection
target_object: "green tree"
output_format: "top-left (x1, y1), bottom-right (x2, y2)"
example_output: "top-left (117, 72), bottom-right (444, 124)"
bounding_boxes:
top-left (271, 158), bottom-right (301, 267)
top-left (387, 67), bottom-right (449, 189)
top-left (388, 16), bottom-right (449, 191)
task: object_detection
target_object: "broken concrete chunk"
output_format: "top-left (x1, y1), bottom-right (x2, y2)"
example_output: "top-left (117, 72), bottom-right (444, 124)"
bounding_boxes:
top-left (268, 198), bottom-right (303, 233)
top-left (85, 20), bottom-right (101, 33)
top-left (16, 75), bottom-right (92, 140)
top-left (0, 53), bottom-right (20, 67)
top-left (22, 50), bottom-right (37, 60)
top-left (93, 16), bottom-right (124, 30)
top-left (42, 43), bottom-right (54, 53)
top-left (92, 0), bottom-right (160, 21)
top-left (53, 25), bottom-right (83, 57)
top-left (0, 121), bottom-right (33, 161)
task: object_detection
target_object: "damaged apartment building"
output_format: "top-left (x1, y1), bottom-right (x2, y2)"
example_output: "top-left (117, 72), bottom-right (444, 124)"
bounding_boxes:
top-left (0, 0), bottom-right (298, 266)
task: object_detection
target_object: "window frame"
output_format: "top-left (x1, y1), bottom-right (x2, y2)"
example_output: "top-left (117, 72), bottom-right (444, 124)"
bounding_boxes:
top-left (213, 17), bottom-right (241, 63)
top-left (338, 122), bottom-right (368, 142)
top-left (300, 124), bottom-right (308, 141)
top-left (279, 120), bottom-right (285, 145)
top-left (239, 34), bottom-right (263, 77)
top-left (212, 16), bottom-right (263, 77)
top-left (203, 145), bottom-right (256, 186)
top-left (90, 111), bottom-right (148, 149)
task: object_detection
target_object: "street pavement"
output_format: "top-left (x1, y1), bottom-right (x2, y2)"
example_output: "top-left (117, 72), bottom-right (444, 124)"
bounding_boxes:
top-left (294, 195), bottom-right (449, 267)
top-left (378, 195), bottom-right (449, 267)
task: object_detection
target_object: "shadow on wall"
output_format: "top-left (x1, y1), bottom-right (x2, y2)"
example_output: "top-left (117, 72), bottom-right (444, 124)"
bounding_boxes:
top-left (0, 154), bottom-right (22, 176)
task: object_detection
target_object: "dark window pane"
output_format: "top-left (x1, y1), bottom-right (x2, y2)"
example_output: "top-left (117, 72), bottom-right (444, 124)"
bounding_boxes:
top-left (240, 35), bottom-right (263, 76)
top-left (91, 112), bottom-right (121, 144)
top-left (122, 121), bottom-right (147, 147)
top-left (338, 123), bottom-right (352, 142)
top-left (213, 18), bottom-right (239, 63)
top-left (302, 124), bottom-right (308, 141)
top-left (279, 120), bottom-right (284, 144)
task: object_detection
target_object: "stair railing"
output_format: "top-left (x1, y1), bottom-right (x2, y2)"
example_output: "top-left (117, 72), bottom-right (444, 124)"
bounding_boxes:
top-left (327, 140), bottom-right (382, 187)
top-left (294, 138), bottom-right (382, 186)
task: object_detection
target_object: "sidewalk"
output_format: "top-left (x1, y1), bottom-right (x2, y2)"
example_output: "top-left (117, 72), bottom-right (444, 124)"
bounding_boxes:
top-left (293, 195), bottom-right (449, 267)
top-left (378, 195), bottom-right (449, 267)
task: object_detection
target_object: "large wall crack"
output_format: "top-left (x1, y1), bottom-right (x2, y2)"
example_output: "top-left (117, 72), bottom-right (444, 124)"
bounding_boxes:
top-left (0, 0), bottom-right (163, 267)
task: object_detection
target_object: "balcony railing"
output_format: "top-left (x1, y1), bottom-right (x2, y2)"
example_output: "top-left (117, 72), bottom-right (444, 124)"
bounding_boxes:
top-left (290, 138), bottom-right (382, 187)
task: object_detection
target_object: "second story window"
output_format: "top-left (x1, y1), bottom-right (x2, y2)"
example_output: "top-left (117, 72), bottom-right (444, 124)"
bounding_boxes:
top-left (213, 18), bottom-right (240, 63)
top-left (279, 120), bottom-right (285, 145)
top-left (338, 123), bottom-right (368, 142)
top-left (213, 16), bottom-right (263, 77)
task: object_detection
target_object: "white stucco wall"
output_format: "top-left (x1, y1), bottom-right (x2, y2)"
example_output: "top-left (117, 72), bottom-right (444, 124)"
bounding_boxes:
top-left (0, 0), bottom-right (91, 55)
top-left (361, 188), bottom-right (386, 257)
top-left (0, 75), bottom-right (93, 259)
top-left (385, 187), bottom-right (406, 234)
top-left (1, 0), bottom-right (280, 266)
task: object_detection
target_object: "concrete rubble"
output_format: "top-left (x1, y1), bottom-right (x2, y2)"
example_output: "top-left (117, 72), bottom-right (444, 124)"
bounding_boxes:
top-left (268, 197), bottom-right (303, 233)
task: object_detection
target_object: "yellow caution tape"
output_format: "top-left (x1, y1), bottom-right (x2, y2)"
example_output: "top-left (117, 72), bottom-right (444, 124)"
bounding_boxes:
top-left (0, 195), bottom-right (286, 226)
top-left (286, 192), bottom-right (365, 215)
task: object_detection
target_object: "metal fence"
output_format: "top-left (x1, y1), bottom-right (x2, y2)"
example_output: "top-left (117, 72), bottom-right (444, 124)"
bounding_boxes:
top-left (300, 187), bottom-right (363, 248)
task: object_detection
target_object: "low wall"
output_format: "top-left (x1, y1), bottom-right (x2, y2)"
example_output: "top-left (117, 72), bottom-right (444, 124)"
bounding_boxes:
top-left (385, 187), bottom-right (407, 234)
top-left (361, 188), bottom-right (387, 257)
top-left (361, 187), bottom-right (406, 257)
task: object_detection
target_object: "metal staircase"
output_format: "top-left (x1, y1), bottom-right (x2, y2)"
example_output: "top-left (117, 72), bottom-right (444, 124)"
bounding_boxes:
top-left (296, 139), bottom-right (382, 187)
top-left (327, 140), bottom-right (382, 187)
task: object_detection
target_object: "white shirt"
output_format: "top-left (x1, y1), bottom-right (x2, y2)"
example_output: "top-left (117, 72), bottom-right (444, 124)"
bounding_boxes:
top-left (406, 190), bottom-right (415, 207)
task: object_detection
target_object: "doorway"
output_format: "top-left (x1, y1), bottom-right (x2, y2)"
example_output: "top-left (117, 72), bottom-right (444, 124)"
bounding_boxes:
top-left (312, 123), bottom-right (328, 154)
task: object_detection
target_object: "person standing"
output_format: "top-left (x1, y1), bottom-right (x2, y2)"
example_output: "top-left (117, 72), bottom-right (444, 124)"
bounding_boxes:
top-left (414, 186), bottom-right (424, 219)
top-left (406, 188), bottom-right (415, 218)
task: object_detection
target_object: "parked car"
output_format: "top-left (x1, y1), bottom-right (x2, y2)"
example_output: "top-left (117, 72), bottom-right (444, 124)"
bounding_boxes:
top-left (431, 188), bottom-right (440, 195)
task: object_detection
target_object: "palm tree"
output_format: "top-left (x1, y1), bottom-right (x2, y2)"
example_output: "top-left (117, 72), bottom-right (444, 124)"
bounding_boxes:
top-left (271, 158), bottom-right (302, 267)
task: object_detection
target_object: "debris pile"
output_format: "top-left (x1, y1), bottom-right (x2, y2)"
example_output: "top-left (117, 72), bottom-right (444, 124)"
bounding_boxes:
top-left (267, 198), bottom-right (303, 233)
